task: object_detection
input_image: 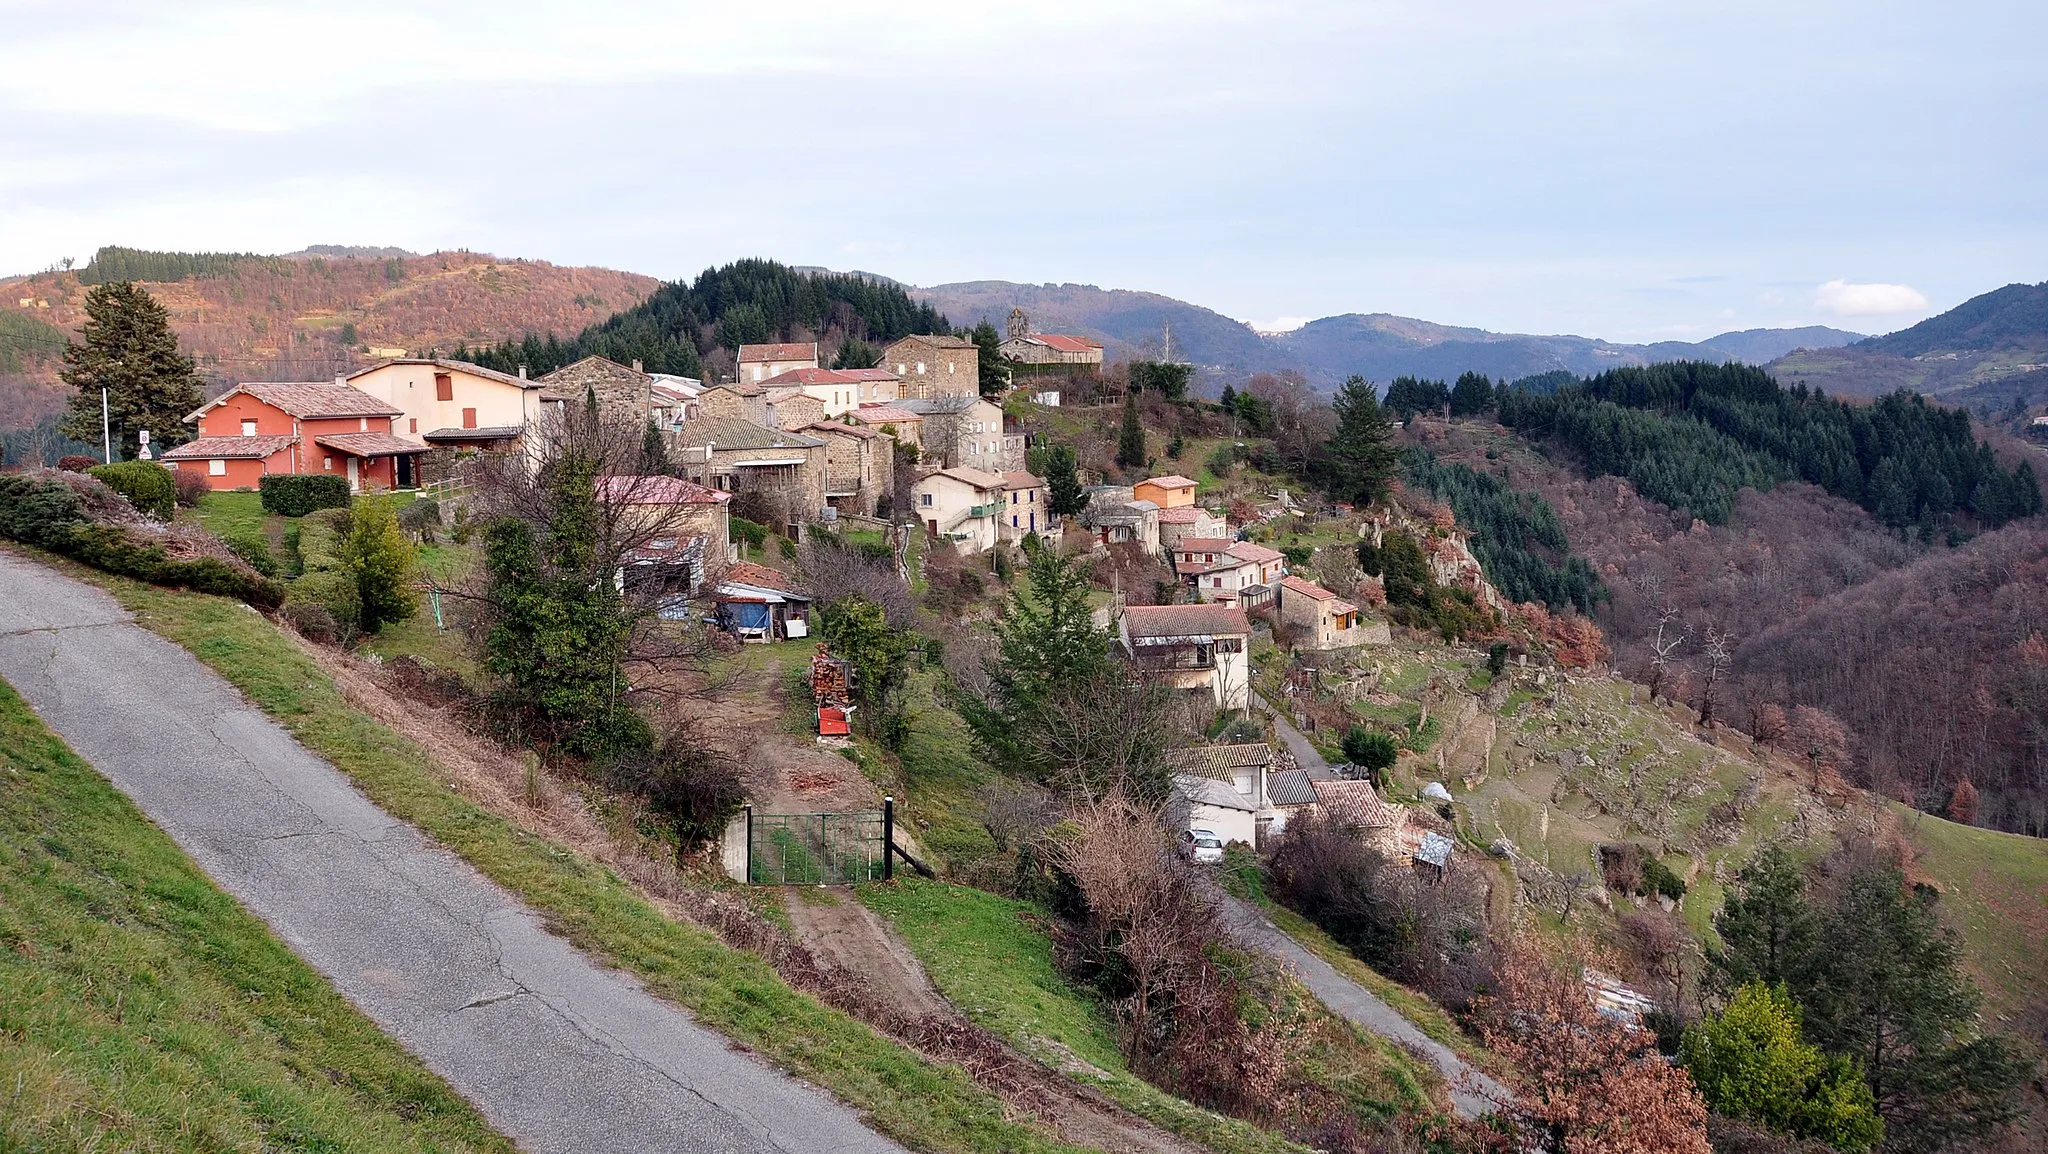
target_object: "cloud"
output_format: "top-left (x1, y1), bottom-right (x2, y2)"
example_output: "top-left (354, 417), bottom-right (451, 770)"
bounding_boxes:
top-left (1812, 279), bottom-right (1929, 317)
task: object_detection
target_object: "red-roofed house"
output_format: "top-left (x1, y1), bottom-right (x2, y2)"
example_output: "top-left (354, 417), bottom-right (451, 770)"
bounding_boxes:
top-left (1119, 603), bottom-right (1252, 710)
top-left (1155, 504), bottom-right (1226, 550)
top-left (164, 381), bottom-right (423, 492)
top-left (1277, 575), bottom-right (1388, 649)
top-left (736, 342), bottom-right (819, 385)
top-left (998, 333), bottom-right (1105, 366)
top-left (598, 474), bottom-right (732, 609)
top-left (1173, 539), bottom-right (1287, 607)
top-left (1312, 779), bottom-right (1407, 848)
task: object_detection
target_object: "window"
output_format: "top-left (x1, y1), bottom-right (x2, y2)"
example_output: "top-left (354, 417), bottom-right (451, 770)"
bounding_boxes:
top-left (207, 458), bottom-right (226, 476)
top-left (434, 373), bottom-right (453, 401)
top-left (462, 408), bottom-right (477, 429)
top-left (323, 457), bottom-right (333, 470)
top-left (947, 361), bottom-right (955, 373)
top-left (1217, 638), bottom-right (1244, 654)
top-left (1010, 492), bottom-right (1017, 504)
top-left (359, 417), bottom-right (369, 431)
top-left (916, 361), bottom-right (926, 375)
top-left (896, 363), bottom-right (906, 374)
top-left (240, 419), bottom-right (257, 437)
top-left (920, 493), bottom-right (933, 507)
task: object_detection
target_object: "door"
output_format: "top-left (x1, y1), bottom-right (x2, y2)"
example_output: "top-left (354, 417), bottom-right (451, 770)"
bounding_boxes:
top-left (345, 457), bottom-right (359, 491)
top-left (396, 454), bottom-right (414, 488)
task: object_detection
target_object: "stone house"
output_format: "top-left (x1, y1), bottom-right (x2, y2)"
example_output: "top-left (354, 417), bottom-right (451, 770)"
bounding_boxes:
top-left (801, 420), bottom-right (894, 518)
top-left (912, 467), bottom-right (1007, 553)
top-left (881, 334), bottom-right (978, 399)
top-left (1156, 504), bottom-right (1226, 551)
top-left (763, 388), bottom-right (827, 431)
top-left (840, 367), bottom-right (905, 407)
top-left (1077, 485), bottom-right (1160, 554)
top-left (897, 395), bottom-right (1023, 473)
top-left (671, 417), bottom-right (827, 535)
top-left (1167, 743), bottom-right (1277, 845)
top-left (736, 342), bottom-right (818, 385)
top-left (846, 404), bottom-right (925, 450)
top-left (997, 333), bottom-right (1104, 366)
top-left (345, 357), bottom-right (545, 471)
top-left (1134, 474), bottom-right (1198, 509)
top-left (1276, 575), bottom-right (1388, 649)
top-left (1119, 603), bottom-right (1252, 711)
top-left (598, 474), bottom-right (732, 611)
top-left (999, 470), bottom-right (1055, 542)
top-left (165, 381), bottom-right (423, 492)
top-left (696, 382), bottom-right (770, 425)
top-left (535, 356), bottom-right (653, 425)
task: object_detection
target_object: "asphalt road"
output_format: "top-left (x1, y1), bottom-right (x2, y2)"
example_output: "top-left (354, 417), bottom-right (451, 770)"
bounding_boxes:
top-left (1213, 894), bottom-right (1507, 1121)
top-left (0, 552), bottom-right (904, 1154)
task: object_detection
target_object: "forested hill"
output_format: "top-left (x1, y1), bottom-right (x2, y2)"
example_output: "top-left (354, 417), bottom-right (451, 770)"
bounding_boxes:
top-left (456, 260), bottom-right (950, 380)
top-left (1858, 280), bottom-right (2048, 357)
top-left (1495, 361), bottom-right (2043, 530)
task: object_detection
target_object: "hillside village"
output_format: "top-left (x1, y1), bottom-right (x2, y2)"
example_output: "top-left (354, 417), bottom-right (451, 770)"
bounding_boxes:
top-left (3, 261), bottom-right (2046, 1154)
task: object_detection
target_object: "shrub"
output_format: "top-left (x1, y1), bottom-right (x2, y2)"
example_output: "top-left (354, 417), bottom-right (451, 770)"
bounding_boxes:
top-left (88, 461), bottom-right (176, 520)
top-left (1280, 544), bottom-right (1313, 568)
top-left (604, 731), bottom-right (745, 864)
top-left (729, 515), bottom-right (768, 551)
top-left (0, 474), bottom-right (87, 549)
top-left (1644, 854), bottom-right (1689, 901)
top-left (223, 531), bottom-right (278, 577)
top-left (286, 570), bottom-right (361, 639)
top-left (258, 473), bottom-right (349, 516)
top-left (396, 497), bottom-right (441, 543)
top-left (295, 507), bottom-right (350, 572)
top-left (172, 468), bottom-right (211, 507)
top-left (1339, 725), bottom-right (1398, 781)
top-left (0, 473), bottom-right (283, 607)
top-left (56, 454), bottom-right (98, 473)
top-left (340, 496), bottom-right (417, 633)
top-left (280, 600), bottom-right (340, 644)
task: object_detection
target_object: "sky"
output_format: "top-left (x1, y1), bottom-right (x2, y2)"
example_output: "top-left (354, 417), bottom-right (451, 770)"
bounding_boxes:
top-left (3, 0), bottom-right (2043, 344)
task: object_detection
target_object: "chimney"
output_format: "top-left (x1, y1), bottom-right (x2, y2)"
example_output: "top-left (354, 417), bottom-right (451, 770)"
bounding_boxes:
top-left (632, 359), bottom-right (643, 373)
top-left (518, 364), bottom-right (528, 380)
top-left (334, 374), bottom-right (345, 387)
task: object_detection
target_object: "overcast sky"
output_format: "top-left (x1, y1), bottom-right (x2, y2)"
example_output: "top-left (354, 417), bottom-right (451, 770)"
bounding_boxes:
top-left (3, 1), bottom-right (2042, 343)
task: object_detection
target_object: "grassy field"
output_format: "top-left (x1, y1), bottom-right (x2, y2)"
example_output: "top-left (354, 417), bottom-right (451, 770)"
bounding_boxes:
top-left (1900, 805), bottom-right (2048, 1023)
top-left (49, 560), bottom-right (1099, 1154)
top-left (0, 679), bottom-right (514, 1154)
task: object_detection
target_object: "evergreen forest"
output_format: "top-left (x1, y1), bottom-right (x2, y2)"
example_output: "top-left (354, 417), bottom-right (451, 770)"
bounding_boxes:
top-left (1401, 446), bottom-right (1606, 613)
top-left (1495, 361), bottom-right (2043, 530)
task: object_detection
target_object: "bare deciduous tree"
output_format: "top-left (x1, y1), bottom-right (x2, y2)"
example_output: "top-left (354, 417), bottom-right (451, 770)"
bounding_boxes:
top-left (1647, 604), bottom-right (1689, 704)
top-left (1695, 623), bottom-right (1734, 728)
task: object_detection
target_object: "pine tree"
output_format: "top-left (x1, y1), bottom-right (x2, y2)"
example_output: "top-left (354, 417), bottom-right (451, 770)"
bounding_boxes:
top-left (1116, 391), bottom-right (1146, 469)
top-left (1449, 371), bottom-right (1495, 417)
top-left (1042, 443), bottom-right (1086, 516)
top-left (971, 321), bottom-right (1007, 396)
top-left (642, 420), bottom-right (670, 471)
top-left (1324, 375), bottom-right (1398, 506)
top-left (58, 281), bottom-right (203, 458)
top-left (1714, 846), bottom-right (1817, 990)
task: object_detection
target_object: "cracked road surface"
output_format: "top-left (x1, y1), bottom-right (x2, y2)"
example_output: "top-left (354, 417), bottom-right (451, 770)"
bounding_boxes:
top-left (1213, 895), bottom-right (1507, 1121)
top-left (0, 553), bottom-right (904, 1154)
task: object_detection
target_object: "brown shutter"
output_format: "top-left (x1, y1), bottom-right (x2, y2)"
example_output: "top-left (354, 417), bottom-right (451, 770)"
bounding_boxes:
top-left (462, 408), bottom-right (477, 429)
top-left (435, 373), bottom-right (454, 401)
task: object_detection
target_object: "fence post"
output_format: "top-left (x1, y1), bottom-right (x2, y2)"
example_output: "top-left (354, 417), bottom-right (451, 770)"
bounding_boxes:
top-left (882, 796), bottom-right (895, 882)
top-left (743, 803), bottom-right (753, 885)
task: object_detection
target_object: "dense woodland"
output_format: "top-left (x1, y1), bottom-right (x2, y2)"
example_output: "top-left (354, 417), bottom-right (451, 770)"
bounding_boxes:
top-left (1400, 446), bottom-right (1606, 613)
top-left (1496, 362), bottom-right (2042, 530)
top-left (76, 246), bottom-right (284, 285)
top-left (455, 259), bottom-right (952, 381)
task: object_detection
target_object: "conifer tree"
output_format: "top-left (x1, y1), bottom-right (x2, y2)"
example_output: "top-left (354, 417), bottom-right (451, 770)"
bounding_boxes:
top-left (1042, 443), bottom-right (1085, 516)
top-left (341, 496), bottom-right (418, 633)
top-left (59, 281), bottom-right (203, 458)
top-left (1116, 391), bottom-right (1146, 469)
top-left (1324, 375), bottom-right (1398, 506)
top-left (971, 321), bottom-right (1006, 396)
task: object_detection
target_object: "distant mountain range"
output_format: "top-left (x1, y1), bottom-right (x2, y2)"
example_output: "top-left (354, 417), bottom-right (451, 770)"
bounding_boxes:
top-left (1767, 281), bottom-right (2048, 406)
top-left (911, 280), bottom-right (1863, 389)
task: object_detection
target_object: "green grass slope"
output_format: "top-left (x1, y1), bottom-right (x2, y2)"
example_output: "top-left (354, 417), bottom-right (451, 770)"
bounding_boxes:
top-left (0, 678), bottom-right (514, 1154)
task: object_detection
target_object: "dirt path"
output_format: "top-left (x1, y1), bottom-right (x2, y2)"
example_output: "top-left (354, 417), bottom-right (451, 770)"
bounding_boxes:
top-left (783, 888), bottom-right (1209, 1154)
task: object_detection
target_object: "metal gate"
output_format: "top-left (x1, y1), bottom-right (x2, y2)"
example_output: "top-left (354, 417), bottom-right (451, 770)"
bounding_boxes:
top-left (746, 808), bottom-right (888, 885)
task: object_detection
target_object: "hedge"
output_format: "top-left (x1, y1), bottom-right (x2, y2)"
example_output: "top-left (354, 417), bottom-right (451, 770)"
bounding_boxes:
top-left (88, 461), bottom-right (176, 520)
top-left (730, 515), bottom-right (768, 551)
top-left (296, 507), bottom-right (351, 572)
top-left (0, 474), bottom-right (285, 609)
top-left (285, 569), bottom-right (360, 637)
top-left (259, 473), bottom-right (350, 516)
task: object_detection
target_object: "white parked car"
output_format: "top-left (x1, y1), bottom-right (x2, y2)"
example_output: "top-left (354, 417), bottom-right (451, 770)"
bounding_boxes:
top-left (1179, 828), bottom-right (1226, 865)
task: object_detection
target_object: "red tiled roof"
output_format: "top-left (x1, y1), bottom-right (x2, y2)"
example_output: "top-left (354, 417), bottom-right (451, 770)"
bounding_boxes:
top-left (760, 367), bottom-right (865, 387)
top-left (721, 561), bottom-right (808, 596)
top-left (596, 475), bottom-right (731, 505)
top-left (737, 342), bottom-right (817, 363)
top-left (1121, 603), bottom-right (1250, 640)
top-left (189, 381), bottom-right (401, 423)
top-left (346, 358), bottom-right (536, 390)
top-left (800, 420), bottom-right (880, 440)
top-left (707, 381), bottom-right (767, 397)
top-left (1174, 538), bottom-right (1236, 554)
top-left (1156, 506), bottom-right (1205, 524)
top-left (1313, 779), bottom-right (1401, 829)
top-left (1226, 541), bottom-right (1285, 564)
top-left (1141, 474), bottom-right (1197, 490)
top-left (1281, 575), bottom-right (1336, 601)
top-left (1025, 334), bottom-right (1102, 353)
top-left (313, 432), bottom-right (424, 457)
top-left (1002, 470), bottom-right (1044, 490)
top-left (162, 434), bottom-right (296, 460)
top-left (839, 367), bottom-right (902, 382)
top-left (850, 404), bottom-right (922, 423)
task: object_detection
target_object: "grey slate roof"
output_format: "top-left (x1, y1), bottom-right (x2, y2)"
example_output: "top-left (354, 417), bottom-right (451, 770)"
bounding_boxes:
top-left (1267, 768), bottom-right (1318, 807)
